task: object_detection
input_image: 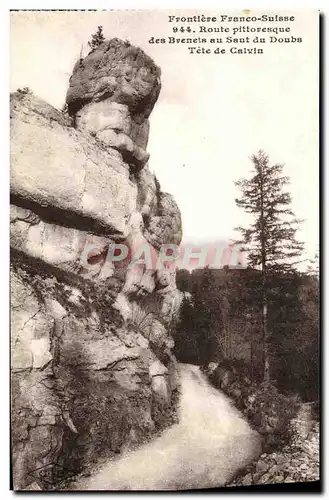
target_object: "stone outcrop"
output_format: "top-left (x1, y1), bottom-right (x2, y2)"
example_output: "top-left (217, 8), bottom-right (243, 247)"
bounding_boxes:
top-left (66, 39), bottom-right (161, 171)
top-left (228, 410), bottom-right (319, 486)
top-left (10, 40), bottom-right (182, 491)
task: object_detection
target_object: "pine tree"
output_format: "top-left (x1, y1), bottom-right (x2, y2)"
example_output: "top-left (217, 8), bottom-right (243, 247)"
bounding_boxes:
top-left (234, 150), bottom-right (304, 382)
top-left (88, 26), bottom-right (105, 51)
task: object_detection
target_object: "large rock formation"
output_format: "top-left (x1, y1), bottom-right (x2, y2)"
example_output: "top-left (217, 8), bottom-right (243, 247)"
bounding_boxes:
top-left (10, 39), bottom-right (182, 491)
top-left (66, 38), bottom-right (161, 172)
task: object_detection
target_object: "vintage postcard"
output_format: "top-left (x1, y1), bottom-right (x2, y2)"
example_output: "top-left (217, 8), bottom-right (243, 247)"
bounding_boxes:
top-left (10, 9), bottom-right (320, 491)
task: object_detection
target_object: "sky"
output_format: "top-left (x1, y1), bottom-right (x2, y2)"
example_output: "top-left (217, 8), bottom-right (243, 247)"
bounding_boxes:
top-left (10, 10), bottom-right (319, 267)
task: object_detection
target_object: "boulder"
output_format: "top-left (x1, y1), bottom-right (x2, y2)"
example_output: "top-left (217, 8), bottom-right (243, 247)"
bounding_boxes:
top-left (10, 205), bottom-right (111, 277)
top-left (144, 192), bottom-right (182, 249)
top-left (66, 39), bottom-right (160, 170)
top-left (66, 39), bottom-right (161, 118)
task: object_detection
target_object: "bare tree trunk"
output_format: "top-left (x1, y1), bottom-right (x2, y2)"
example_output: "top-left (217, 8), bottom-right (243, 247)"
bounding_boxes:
top-left (263, 298), bottom-right (270, 382)
top-left (250, 340), bottom-right (253, 382)
top-left (224, 327), bottom-right (228, 358)
top-left (250, 321), bottom-right (254, 383)
top-left (260, 167), bottom-right (270, 383)
top-left (228, 322), bottom-right (232, 359)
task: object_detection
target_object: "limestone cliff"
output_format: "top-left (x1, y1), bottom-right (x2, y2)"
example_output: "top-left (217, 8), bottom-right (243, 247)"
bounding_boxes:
top-left (10, 39), bottom-right (182, 491)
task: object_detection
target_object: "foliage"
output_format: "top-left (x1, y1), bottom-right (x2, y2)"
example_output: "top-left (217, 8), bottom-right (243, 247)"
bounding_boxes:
top-left (269, 272), bottom-right (319, 401)
top-left (88, 26), bottom-right (106, 51)
top-left (174, 266), bottom-right (319, 402)
top-left (129, 300), bottom-right (159, 336)
top-left (174, 295), bottom-right (201, 364)
top-left (175, 267), bottom-right (259, 367)
top-left (17, 87), bottom-right (32, 94)
top-left (306, 250), bottom-right (319, 278)
top-left (128, 292), bottom-right (178, 340)
top-left (208, 361), bottom-right (300, 450)
top-left (245, 382), bottom-right (300, 450)
top-left (234, 150), bottom-right (304, 273)
top-left (61, 102), bottom-right (69, 114)
top-left (234, 151), bottom-right (305, 382)
top-left (176, 269), bottom-right (190, 292)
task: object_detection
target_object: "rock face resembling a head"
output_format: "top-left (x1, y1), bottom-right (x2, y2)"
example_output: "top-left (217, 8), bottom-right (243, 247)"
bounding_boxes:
top-left (66, 39), bottom-right (161, 117)
top-left (66, 39), bottom-right (161, 171)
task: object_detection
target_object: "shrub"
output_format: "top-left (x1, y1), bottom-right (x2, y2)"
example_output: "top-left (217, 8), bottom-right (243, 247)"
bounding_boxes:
top-left (207, 360), bottom-right (300, 451)
top-left (244, 382), bottom-right (300, 450)
top-left (88, 26), bottom-right (105, 51)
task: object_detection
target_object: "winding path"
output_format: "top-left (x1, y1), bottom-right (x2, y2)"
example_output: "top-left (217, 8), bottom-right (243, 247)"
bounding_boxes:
top-left (71, 364), bottom-right (261, 491)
